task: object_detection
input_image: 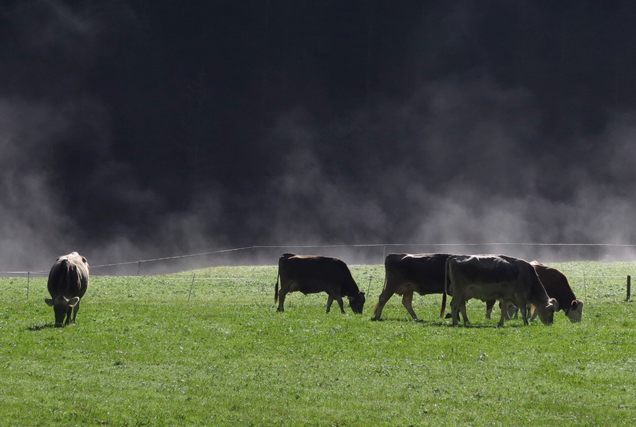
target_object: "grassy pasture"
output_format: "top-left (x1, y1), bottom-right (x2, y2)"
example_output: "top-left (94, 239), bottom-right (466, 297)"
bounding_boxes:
top-left (0, 261), bottom-right (635, 426)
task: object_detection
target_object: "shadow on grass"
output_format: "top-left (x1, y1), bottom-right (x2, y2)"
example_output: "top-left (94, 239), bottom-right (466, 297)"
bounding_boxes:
top-left (28, 323), bottom-right (56, 331)
top-left (370, 316), bottom-right (533, 329)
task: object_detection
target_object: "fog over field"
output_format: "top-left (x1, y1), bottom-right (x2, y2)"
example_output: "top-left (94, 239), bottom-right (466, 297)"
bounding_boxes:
top-left (2, 1), bottom-right (636, 271)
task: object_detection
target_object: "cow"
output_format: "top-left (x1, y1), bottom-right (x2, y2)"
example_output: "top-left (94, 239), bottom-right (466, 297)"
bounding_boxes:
top-left (274, 253), bottom-right (366, 314)
top-left (529, 261), bottom-right (583, 322)
top-left (485, 261), bottom-right (584, 323)
top-left (442, 254), bottom-right (558, 327)
top-left (44, 252), bottom-right (89, 327)
top-left (372, 253), bottom-right (452, 321)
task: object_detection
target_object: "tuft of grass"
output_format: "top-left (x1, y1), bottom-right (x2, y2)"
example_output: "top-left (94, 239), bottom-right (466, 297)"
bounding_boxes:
top-left (0, 261), bottom-right (635, 425)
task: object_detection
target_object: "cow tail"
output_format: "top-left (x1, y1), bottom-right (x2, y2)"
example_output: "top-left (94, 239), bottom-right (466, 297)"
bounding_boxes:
top-left (440, 258), bottom-right (449, 318)
top-left (274, 270), bottom-right (280, 304)
top-left (373, 275), bottom-right (387, 316)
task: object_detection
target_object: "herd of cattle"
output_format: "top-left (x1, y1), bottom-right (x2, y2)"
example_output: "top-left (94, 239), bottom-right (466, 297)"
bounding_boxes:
top-left (43, 251), bottom-right (583, 328)
top-left (275, 252), bottom-right (584, 326)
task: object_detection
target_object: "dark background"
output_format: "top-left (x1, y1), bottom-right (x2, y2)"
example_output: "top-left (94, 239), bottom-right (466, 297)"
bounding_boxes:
top-left (2, 1), bottom-right (636, 270)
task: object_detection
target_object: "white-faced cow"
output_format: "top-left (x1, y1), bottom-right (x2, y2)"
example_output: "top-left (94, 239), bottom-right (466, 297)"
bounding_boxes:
top-left (275, 253), bottom-right (366, 314)
top-left (45, 252), bottom-right (89, 327)
top-left (442, 254), bottom-right (558, 327)
top-left (372, 253), bottom-right (452, 321)
top-left (530, 261), bottom-right (583, 322)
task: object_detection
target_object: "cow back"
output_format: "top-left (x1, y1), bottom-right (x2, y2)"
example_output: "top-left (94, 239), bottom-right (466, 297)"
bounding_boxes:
top-left (453, 255), bottom-right (520, 284)
top-left (47, 252), bottom-right (89, 299)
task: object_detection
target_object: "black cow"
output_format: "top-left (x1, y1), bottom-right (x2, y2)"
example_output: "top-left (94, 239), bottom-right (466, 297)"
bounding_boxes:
top-left (442, 254), bottom-right (558, 327)
top-left (275, 253), bottom-right (365, 313)
top-left (373, 253), bottom-right (452, 321)
top-left (45, 252), bottom-right (89, 327)
top-left (485, 261), bottom-right (584, 323)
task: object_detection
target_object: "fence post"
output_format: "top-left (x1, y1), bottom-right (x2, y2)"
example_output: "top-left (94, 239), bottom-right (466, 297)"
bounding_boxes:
top-left (626, 275), bottom-right (631, 302)
top-left (137, 260), bottom-right (141, 276)
top-left (26, 271), bottom-right (30, 299)
top-left (188, 273), bottom-right (195, 302)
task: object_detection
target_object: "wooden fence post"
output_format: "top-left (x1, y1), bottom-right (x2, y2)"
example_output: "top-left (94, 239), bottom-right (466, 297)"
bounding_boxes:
top-left (626, 275), bottom-right (631, 302)
top-left (188, 273), bottom-right (196, 302)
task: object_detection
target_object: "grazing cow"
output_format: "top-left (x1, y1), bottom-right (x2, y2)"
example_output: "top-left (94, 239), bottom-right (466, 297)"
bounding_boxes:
top-left (442, 254), bottom-right (558, 327)
top-left (275, 253), bottom-right (366, 314)
top-left (485, 261), bottom-right (584, 323)
top-left (530, 261), bottom-right (583, 322)
top-left (44, 252), bottom-right (89, 327)
top-left (372, 253), bottom-right (452, 321)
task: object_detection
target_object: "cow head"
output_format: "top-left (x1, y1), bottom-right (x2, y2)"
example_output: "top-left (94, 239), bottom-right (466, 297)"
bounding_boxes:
top-left (535, 297), bottom-right (558, 325)
top-left (44, 296), bottom-right (80, 327)
top-left (565, 300), bottom-right (584, 323)
top-left (348, 292), bottom-right (366, 314)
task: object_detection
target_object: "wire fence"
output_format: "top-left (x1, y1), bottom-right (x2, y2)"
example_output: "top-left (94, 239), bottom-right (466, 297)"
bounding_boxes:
top-left (84, 242), bottom-right (636, 277)
top-left (4, 242), bottom-right (636, 277)
top-left (1, 243), bottom-right (634, 304)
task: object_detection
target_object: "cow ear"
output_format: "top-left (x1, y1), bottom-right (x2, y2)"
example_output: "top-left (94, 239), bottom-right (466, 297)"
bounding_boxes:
top-left (66, 297), bottom-right (80, 307)
top-left (573, 300), bottom-right (584, 310)
top-left (549, 298), bottom-right (559, 312)
top-left (45, 298), bottom-right (54, 306)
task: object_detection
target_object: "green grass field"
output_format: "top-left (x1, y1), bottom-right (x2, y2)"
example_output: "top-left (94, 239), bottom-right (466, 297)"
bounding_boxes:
top-left (1, 261), bottom-right (635, 426)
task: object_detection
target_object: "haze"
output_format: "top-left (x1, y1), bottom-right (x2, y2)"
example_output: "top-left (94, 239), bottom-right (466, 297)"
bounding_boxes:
top-left (2, 1), bottom-right (636, 271)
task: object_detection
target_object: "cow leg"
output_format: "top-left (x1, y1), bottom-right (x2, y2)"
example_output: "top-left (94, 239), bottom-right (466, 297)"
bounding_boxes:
top-left (401, 291), bottom-right (419, 320)
top-left (71, 301), bottom-right (81, 323)
top-left (335, 296), bottom-right (346, 314)
top-left (519, 303), bottom-right (530, 325)
top-left (64, 306), bottom-right (73, 326)
top-left (326, 295), bottom-right (334, 313)
top-left (372, 289), bottom-right (394, 321)
top-left (498, 301), bottom-right (512, 327)
top-left (508, 305), bottom-right (519, 320)
top-left (326, 293), bottom-right (345, 313)
top-left (450, 297), bottom-right (463, 326)
top-left (485, 299), bottom-right (496, 319)
top-left (277, 291), bottom-right (287, 312)
top-left (459, 301), bottom-right (470, 326)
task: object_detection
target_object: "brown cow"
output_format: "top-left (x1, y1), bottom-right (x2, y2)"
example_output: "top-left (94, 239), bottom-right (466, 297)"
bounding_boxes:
top-left (373, 253), bottom-right (452, 321)
top-left (443, 254), bottom-right (558, 327)
top-left (45, 252), bottom-right (89, 327)
top-left (530, 261), bottom-right (583, 322)
top-left (274, 253), bottom-right (366, 314)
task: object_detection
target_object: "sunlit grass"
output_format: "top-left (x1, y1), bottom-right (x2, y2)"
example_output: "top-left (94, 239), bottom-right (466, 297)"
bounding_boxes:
top-left (0, 261), bottom-right (635, 426)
